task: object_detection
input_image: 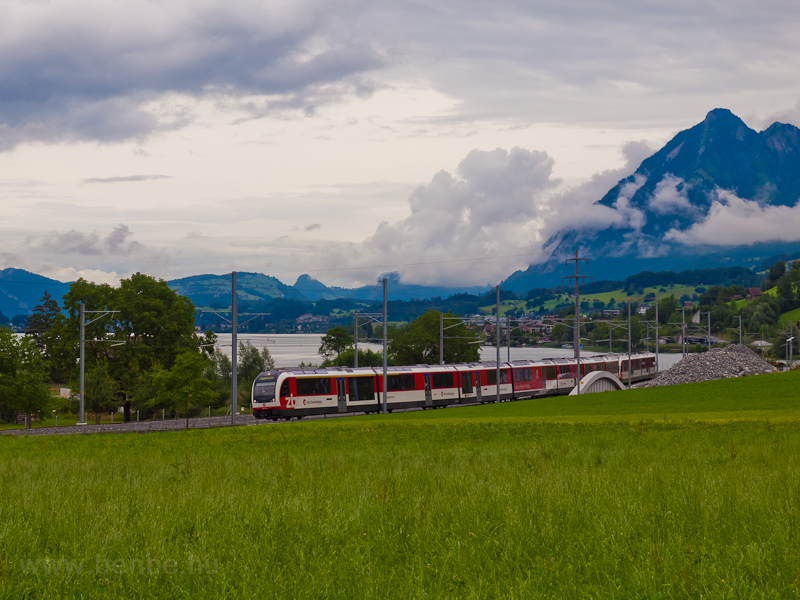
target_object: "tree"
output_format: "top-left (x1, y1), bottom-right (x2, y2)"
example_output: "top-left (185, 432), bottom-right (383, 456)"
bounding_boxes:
top-left (322, 348), bottom-right (383, 367)
top-left (237, 341), bottom-right (275, 405)
top-left (53, 274), bottom-right (208, 421)
top-left (389, 311), bottom-right (480, 365)
top-left (550, 323), bottom-right (570, 343)
top-left (318, 326), bottom-right (354, 361)
top-left (776, 275), bottom-right (795, 301)
top-left (0, 328), bottom-right (52, 425)
top-left (644, 295), bottom-right (678, 325)
top-left (768, 260), bottom-right (787, 286)
top-left (150, 351), bottom-right (216, 416)
top-left (84, 359), bottom-right (119, 423)
top-left (25, 291), bottom-right (63, 381)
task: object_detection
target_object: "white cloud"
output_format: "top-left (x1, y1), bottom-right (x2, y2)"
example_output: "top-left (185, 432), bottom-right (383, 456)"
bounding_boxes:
top-left (310, 147), bottom-right (559, 286)
top-left (665, 189), bottom-right (800, 246)
top-left (648, 174), bottom-right (693, 214)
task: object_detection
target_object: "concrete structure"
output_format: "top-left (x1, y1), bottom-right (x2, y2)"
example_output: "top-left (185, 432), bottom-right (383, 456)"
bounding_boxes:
top-left (568, 370), bottom-right (626, 395)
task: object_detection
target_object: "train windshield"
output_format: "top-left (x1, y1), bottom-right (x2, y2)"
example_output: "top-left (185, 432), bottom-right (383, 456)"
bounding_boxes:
top-left (253, 381), bottom-right (277, 402)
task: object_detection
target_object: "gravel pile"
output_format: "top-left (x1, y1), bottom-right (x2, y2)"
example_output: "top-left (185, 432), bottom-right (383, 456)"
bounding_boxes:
top-left (642, 344), bottom-right (775, 387)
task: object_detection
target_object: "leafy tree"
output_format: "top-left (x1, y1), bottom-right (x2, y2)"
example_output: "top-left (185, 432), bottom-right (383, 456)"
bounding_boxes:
top-left (644, 295), bottom-right (678, 325)
top-left (318, 326), bottom-right (354, 361)
top-left (25, 292), bottom-right (63, 381)
top-left (84, 359), bottom-right (119, 423)
top-left (52, 274), bottom-right (207, 421)
top-left (150, 351), bottom-right (216, 415)
top-left (0, 310), bottom-right (8, 327)
top-left (776, 275), bottom-right (795, 301)
top-left (550, 323), bottom-right (570, 343)
top-left (768, 260), bottom-right (787, 286)
top-left (0, 328), bottom-right (52, 425)
top-left (389, 311), bottom-right (479, 365)
top-left (323, 348), bottom-right (384, 367)
top-left (205, 348), bottom-right (232, 406)
top-left (238, 341), bottom-right (275, 405)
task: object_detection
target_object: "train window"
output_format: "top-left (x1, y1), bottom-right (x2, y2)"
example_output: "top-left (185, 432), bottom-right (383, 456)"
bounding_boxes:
top-left (280, 381), bottom-right (290, 398)
top-left (349, 377), bottom-right (375, 402)
top-left (559, 365), bottom-right (572, 378)
top-left (486, 370), bottom-right (508, 385)
top-left (431, 372), bottom-right (454, 388)
top-left (253, 382), bottom-right (276, 401)
top-left (545, 366), bottom-right (556, 381)
top-left (296, 377), bottom-right (332, 396)
top-left (461, 373), bottom-right (473, 394)
top-left (388, 374), bottom-right (415, 391)
top-left (514, 368), bottom-right (533, 383)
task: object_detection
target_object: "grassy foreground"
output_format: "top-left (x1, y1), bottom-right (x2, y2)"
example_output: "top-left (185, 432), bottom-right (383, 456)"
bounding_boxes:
top-left (2, 374), bottom-right (800, 599)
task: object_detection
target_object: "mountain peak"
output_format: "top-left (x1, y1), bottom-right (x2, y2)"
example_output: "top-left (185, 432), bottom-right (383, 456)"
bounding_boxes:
top-left (703, 107), bottom-right (744, 125)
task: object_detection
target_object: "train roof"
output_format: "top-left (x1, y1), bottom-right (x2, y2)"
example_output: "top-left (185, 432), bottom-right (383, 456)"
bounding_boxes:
top-left (256, 351), bottom-right (657, 379)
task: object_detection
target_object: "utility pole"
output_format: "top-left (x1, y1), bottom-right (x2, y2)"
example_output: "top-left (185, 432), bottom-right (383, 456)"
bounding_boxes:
top-left (440, 312), bottom-right (444, 366)
top-left (738, 314), bottom-right (742, 345)
top-left (681, 306), bottom-right (686, 359)
top-left (382, 277), bottom-right (388, 414)
top-left (707, 311), bottom-right (712, 351)
top-left (655, 303), bottom-right (659, 372)
top-left (496, 285), bottom-right (501, 403)
top-left (79, 302), bottom-right (85, 425)
top-left (563, 250), bottom-right (591, 394)
top-left (354, 309), bottom-right (359, 368)
top-left (231, 271), bottom-right (238, 425)
top-left (627, 300), bottom-right (632, 387)
top-left (507, 317), bottom-right (511, 363)
top-left (78, 303), bottom-right (119, 425)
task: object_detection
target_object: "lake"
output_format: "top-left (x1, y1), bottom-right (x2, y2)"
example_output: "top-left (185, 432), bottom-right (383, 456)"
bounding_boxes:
top-left (213, 333), bottom-right (685, 371)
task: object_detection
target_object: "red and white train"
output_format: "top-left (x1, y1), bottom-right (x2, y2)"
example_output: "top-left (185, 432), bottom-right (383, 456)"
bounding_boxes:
top-left (251, 352), bottom-right (657, 420)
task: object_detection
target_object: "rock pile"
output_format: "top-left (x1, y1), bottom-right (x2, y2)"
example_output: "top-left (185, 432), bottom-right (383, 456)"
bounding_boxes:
top-left (642, 344), bottom-right (775, 387)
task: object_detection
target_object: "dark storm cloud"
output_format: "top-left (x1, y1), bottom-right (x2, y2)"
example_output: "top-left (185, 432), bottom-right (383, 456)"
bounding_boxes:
top-left (0, 0), bottom-right (385, 148)
top-left (1, 0), bottom-right (798, 150)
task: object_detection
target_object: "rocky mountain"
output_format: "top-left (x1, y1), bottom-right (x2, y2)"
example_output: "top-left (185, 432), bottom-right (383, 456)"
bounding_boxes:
top-left (503, 108), bottom-right (800, 292)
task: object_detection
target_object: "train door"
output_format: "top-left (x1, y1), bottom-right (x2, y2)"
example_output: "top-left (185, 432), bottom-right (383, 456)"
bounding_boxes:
top-left (336, 378), bottom-right (347, 413)
top-left (474, 373), bottom-right (482, 402)
top-left (424, 374), bottom-right (433, 407)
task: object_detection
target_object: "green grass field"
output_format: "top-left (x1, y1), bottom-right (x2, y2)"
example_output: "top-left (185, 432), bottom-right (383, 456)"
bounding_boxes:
top-left (779, 305), bottom-right (800, 326)
top-left (2, 372), bottom-right (800, 599)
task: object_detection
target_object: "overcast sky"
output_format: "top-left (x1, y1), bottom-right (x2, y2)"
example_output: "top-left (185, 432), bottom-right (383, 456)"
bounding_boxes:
top-left (2, 0), bottom-right (800, 289)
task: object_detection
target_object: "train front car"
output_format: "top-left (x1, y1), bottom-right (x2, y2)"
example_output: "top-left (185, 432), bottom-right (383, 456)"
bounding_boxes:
top-left (251, 371), bottom-right (287, 419)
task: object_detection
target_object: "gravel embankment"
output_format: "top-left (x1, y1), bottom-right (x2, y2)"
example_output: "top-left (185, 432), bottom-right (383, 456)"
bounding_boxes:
top-left (641, 344), bottom-right (775, 387)
top-left (0, 414), bottom-right (262, 436)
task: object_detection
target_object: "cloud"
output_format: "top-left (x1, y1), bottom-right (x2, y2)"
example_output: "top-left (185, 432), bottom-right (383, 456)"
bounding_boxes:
top-left (0, 0), bottom-right (386, 148)
top-left (305, 223), bottom-right (322, 231)
top-left (664, 190), bottom-right (800, 246)
top-left (82, 174), bottom-right (171, 184)
top-left (311, 146), bottom-right (560, 285)
top-left (2, 0), bottom-right (799, 151)
top-left (648, 174), bottom-right (693, 214)
top-left (26, 224), bottom-right (143, 256)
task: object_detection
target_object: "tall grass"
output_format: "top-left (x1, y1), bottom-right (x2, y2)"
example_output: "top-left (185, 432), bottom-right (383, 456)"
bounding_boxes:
top-left (1, 416), bottom-right (799, 598)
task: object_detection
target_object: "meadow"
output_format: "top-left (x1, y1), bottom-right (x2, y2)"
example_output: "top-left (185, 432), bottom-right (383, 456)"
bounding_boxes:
top-left (2, 372), bottom-right (800, 599)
